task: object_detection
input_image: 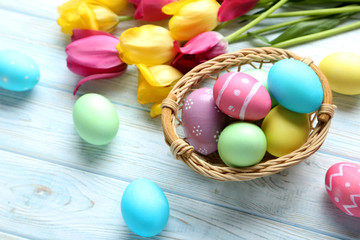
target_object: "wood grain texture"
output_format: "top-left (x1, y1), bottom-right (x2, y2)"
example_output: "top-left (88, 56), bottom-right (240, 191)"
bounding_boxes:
top-left (0, 150), bottom-right (340, 240)
top-left (1, 0), bottom-right (360, 239)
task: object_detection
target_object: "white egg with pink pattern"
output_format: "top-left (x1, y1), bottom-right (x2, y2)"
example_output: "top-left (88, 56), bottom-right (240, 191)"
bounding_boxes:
top-left (325, 162), bottom-right (360, 217)
top-left (182, 88), bottom-right (229, 155)
top-left (213, 72), bottom-right (271, 121)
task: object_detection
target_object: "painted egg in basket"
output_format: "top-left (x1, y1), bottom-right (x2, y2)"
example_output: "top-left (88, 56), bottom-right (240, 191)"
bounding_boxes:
top-left (213, 72), bottom-right (271, 121)
top-left (182, 88), bottom-right (229, 155)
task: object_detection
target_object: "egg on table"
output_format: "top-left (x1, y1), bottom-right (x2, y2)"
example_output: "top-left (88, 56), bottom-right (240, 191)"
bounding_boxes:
top-left (261, 105), bottom-right (310, 157)
top-left (243, 68), bottom-right (278, 107)
top-left (325, 162), bottom-right (360, 217)
top-left (73, 93), bottom-right (119, 145)
top-left (268, 59), bottom-right (323, 113)
top-left (0, 49), bottom-right (40, 91)
top-left (182, 87), bottom-right (229, 155)
top-left (217, 122), bottom-right (267, 167)
top-left (213, 72), bottom-right (271, 121)
top-left (121, 179), bottom-right (169, 237)
top-left (319, 52), bottom-right (360, 95)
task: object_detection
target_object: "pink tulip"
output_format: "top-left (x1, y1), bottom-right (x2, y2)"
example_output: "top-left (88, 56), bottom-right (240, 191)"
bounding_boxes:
top-left (218, 0), bottom-right (258, 22)
top-left (171, 31), bottom-right (228, 74)
top-left (66, 29), bottom-right (127, 94)
top-left (128, 0), bottom-right (176, 21)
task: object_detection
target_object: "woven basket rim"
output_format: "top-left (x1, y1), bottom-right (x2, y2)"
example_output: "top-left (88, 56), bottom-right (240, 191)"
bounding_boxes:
top-left (161, 47), bottom-right (336, 182)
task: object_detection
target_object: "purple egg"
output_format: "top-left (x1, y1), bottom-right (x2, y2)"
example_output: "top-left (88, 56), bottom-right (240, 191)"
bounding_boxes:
top-left (182, 88), bottom-right (229, 155)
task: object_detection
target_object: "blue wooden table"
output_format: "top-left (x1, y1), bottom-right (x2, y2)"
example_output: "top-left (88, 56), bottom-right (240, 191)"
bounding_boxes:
top-left (1, 1), bottom-right (360, 239)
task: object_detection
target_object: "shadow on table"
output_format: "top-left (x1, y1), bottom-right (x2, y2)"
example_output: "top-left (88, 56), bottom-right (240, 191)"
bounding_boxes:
top-left (74, 136), bottom-right (112, 165)
top-left (332, 92), bottom-right (360, 112)
top-left (120, 231), bottom-right (160, 240)
top-left (321, 192), bottom-right (360, 237)
top-left (0, 87), bottom-right (35, 107)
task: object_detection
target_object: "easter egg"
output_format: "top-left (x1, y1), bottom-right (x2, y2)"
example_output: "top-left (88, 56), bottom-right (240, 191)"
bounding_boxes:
top-left (0, 49), bottom-right (40, 91)
top-left (182, 88), bottom-right (229, 155)
top-left (268, 59), bottom-right (323, 113)
top-left (325, 162), bottom-right (360, 217)
top-left (218, 122), bottom-right (267, 167)
top-left (319, 52), bottom-right (360, 95)
top-left (243, 68), bottom-right (278, 107)
top-left (73, 93), bottom-right (119, 145)
top-left (261, 105), bottom-right (310, 157)
top-left (213, 72), bottom-right (271, 121)
top-left (121, 179), bottom-right (169, 237)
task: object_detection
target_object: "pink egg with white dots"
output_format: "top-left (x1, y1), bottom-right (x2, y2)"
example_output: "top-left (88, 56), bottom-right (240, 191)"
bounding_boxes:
top-left (325, 162), bottom-right (360, 217)
top-left (213, 72), bottom-right (271, 121)
top-left (182, 88), bottom-right (229, 155)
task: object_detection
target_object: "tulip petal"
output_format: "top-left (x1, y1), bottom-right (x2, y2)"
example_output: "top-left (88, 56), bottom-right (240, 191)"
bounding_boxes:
top-left (137, 65), bottom-right (182, 104)
top-left (66, 35), bottom-right (121, 69)
top-left (176, 31), bottom-right (224, 55)
top-left (97, 0), bottom-right (128, 15)
top-left (128, 0), bottom-right (141, 5)
top-left (67, 55), bottom-right (127, 76)
top-left (73, 70), bottom-right (126, 95)
top-left (78, 2), bottom-right (99, 30)
top-left (117, 25), bottom-right (177, 66)
top-left (218, 0), bottom-right (258, 22)
top-left (72, 29), bottom-right (118, 41)
top-left (171, 54), bottom-right (198, 74)
top-left (137, 64), bottom-right (182, 87)
top-left (150, 103), bottom-right (162, 118)
top-left (166, 0), bottom-right (220, 41)
top-left (132, 0), bottom-right (175, 21)
top-left (162, 0), bottom-right (195, 15)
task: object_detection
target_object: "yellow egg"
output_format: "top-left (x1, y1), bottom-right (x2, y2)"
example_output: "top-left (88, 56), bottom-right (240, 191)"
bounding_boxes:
top-left (261, 105), bottom-right (310, 157)
top-left (319, 52), bottom-right (360, 95)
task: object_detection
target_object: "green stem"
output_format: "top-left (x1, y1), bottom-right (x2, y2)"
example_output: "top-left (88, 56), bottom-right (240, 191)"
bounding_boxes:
top-left (225, 0), bottom-right (289, 43)
top-left (230, 16), bottom-right (320, 42)
top-left (272, 20), bottom-right (360, 48)
top-left (118, 16), bottom-right (134, 22)
top-left (214, 21), bottom-right (233, 31)
top-left (245, 5), bottom-right (360, 19)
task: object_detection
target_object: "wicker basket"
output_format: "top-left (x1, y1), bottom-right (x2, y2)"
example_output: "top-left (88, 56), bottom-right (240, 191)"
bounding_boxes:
top-left (161, 47), bottom-right (336, 181)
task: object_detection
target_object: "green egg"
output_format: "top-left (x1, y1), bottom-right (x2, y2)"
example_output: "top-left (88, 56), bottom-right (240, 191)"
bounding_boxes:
top-left (218, 122), bottom-right (267, 167)
top-left (73, 93), bottom-right (119, 145)
top-left (243, 68), bottom-right (278, 107)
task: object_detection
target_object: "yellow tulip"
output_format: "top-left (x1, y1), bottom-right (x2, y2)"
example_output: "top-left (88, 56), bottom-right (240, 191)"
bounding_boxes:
top-left (58, 0), bottom-right (127, 15)
top-left (58, 1), bottom-right (120, 35)
top-left (162, 0), bottom-right (220, 41)
top-left (117, 25), bottom-right (177, 66)
top-left (95, 0), bottom-right (127, 15)
top-left (136, 64), bottom-right (183, 117)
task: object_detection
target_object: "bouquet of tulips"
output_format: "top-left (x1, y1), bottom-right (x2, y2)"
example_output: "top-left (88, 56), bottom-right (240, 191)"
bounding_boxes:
top-left (58, 0), bottom-right (360, 117)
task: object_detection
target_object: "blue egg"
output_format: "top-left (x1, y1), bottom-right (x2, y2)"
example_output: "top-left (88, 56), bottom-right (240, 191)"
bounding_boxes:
top-left (121, 179), bottom-right (169, 237)
top-left (268, 59), bottom-right (323, 113)
top-left (0, 49), bottom-right (40, 91)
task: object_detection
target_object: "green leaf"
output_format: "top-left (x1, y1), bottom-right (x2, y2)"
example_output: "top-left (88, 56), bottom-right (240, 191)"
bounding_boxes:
top-left (270, 17), bottom-right (345, 44)
top-left (247, 32), bottom-right (271, 44)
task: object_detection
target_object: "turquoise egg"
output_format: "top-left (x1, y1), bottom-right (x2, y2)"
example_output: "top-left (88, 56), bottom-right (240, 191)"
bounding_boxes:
top-left (121, 179), bottom-right (169, 237)
top-left (0, 49), bottom-right (40, 91)
top-left (268, 59), bottom-right (323, 113)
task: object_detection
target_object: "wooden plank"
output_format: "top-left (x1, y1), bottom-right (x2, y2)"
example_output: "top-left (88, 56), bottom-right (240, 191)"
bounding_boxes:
top-left (1, 7), bottom-right (360, 161)
top-left (0, 232), bottom-right (29, 240)
top-left (1, 77), bottom-right (360, 239)
top-left (1, 1), bottom-right (360, 239)
top-left (0, 150), bottom-right (340, 240)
